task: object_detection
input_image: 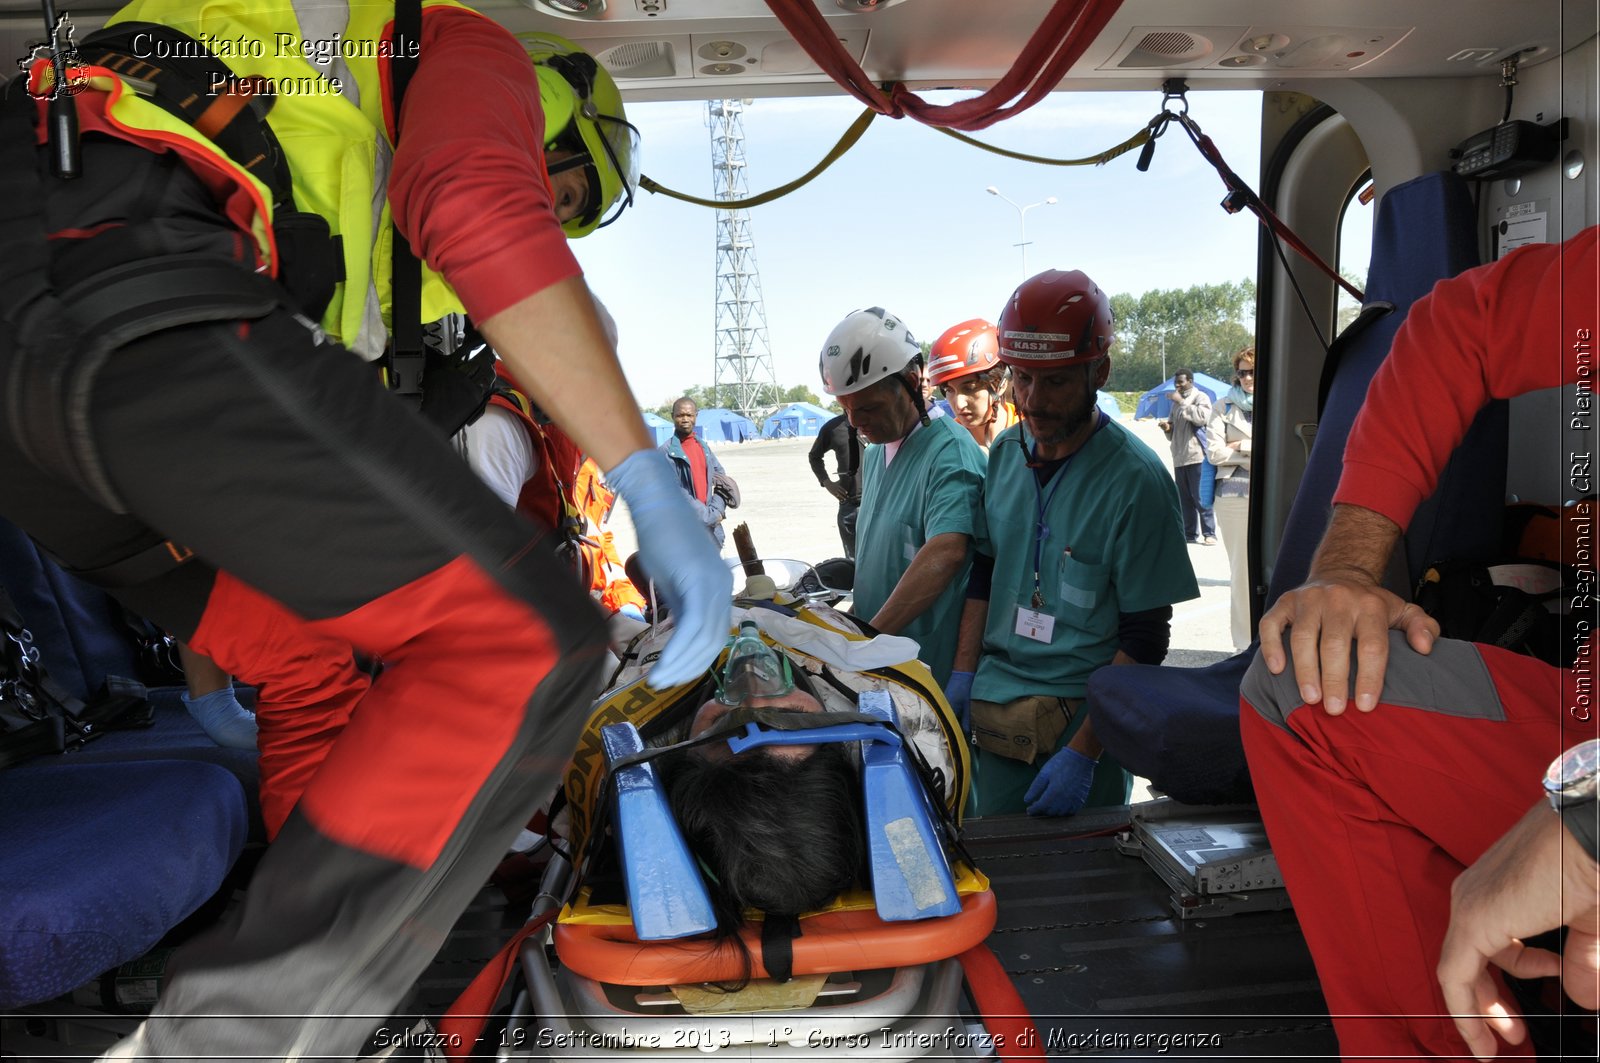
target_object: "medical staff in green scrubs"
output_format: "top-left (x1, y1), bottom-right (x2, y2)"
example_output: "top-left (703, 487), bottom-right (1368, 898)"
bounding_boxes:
top-left (818, 308), bottom-right (984, 687)
top-left (945, 271), bottom-right (1198, 817)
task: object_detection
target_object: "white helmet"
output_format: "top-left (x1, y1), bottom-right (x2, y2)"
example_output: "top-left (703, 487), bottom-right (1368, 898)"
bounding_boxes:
top-left (818, 308), bottom-right (922, 397)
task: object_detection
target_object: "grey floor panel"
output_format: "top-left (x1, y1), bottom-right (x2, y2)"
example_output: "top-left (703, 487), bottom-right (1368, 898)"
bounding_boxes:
top-left (964, 811), bottom-right (1338, 1058)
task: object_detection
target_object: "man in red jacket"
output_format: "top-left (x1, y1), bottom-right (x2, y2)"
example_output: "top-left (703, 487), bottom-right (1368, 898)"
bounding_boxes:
top-left (1242, 227), bottom-right (1600, 1060)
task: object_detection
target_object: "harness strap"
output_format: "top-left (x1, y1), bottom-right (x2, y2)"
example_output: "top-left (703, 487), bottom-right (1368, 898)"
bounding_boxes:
top-left (71, 539), bottom-right (197, 589)
top-left (0, 85), bottom-right (124, 509)
top-left (1, 85), bottom-right (285, 511)
top-left (8, 254), bottom-right (286, 514)
top-left (58, 256), bottom-right (285, 351)
top-left (73, 25), bottom-right (345, 316)
top-left (387, 0), bottom-right (424, 396)
top-left (78, 23), bottom-right (294, 208)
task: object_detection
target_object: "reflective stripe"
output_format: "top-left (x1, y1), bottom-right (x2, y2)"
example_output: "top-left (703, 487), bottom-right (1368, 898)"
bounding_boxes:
top-left (1242, 632), bottom-right (1506, 732)
top-left (286, 0), bottom-right (392, 358)
top-left (292, 0), bottom-right (358, 109)
top-left (357, 135), bottom-right (393, 360)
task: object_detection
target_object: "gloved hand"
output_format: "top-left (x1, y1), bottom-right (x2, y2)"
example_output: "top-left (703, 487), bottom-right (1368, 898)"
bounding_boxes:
top-left (943, 670), bottom-right (974, 731)
top-left (182, 687), bottom-right (258, 751)
top-left (1023, 746), bottom-right (1097, 817)
top-left (618, 603), bottom-right (646, 622)
top-left (605, 449), bottom-right (731, 688)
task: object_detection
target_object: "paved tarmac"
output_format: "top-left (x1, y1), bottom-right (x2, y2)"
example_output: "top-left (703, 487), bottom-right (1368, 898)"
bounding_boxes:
top-left (614, 415), bottom-right (1241, 669)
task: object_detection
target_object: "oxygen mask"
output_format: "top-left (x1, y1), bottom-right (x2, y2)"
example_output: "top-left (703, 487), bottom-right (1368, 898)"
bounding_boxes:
top-left (712, 621), bottom-right (794, 706)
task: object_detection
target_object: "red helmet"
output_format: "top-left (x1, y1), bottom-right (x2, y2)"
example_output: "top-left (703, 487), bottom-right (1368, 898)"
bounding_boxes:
top-left (927, 319), bottom-right (1001, 387)
top-left (997, 270), bottom-right (1114, 368)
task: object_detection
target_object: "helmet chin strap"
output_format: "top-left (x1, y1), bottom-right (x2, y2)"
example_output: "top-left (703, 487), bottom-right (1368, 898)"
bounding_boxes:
top-left (893, 367), bottom-right (928, 443)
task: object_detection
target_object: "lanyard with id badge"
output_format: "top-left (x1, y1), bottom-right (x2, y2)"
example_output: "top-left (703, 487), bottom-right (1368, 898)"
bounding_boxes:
top-left (1014, 411), bottom-right (1106, 644)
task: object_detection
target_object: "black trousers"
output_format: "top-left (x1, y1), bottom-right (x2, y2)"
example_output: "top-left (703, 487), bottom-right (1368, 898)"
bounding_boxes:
top-left (1174, 462), bottom-right (1216, 540)
top-left (837, 498), bottom-right (860, 559)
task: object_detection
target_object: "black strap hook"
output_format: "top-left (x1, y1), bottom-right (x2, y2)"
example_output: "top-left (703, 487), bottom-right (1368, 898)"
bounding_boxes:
top-left (1160, 76), bottom-right (1190, 116)
top-left (1137, 78), bottom-right (1192, 172)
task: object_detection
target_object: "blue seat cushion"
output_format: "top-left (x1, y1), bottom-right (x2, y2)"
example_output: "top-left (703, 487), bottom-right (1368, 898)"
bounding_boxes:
top-left (1088, 651), bottom-right (1255, 805)
top-left (0, 758), bottom-right (248, 1009)
top-left (67, 687), bottom-right (262, 831)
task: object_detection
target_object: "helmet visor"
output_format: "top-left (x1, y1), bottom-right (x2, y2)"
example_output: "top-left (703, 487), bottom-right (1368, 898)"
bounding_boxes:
top-left (591, 112), bottom-right (640, 229)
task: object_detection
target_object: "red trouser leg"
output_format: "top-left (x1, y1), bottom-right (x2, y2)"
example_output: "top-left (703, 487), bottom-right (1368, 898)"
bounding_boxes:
top-left (1241, 633), bottom-right (1590, 1060)
top-left (150, 555), bottom-right (603, 1057)
top-left (290, 554), bottom-right (573, 868)
top-left (188, 574), bottom-right (370, 838)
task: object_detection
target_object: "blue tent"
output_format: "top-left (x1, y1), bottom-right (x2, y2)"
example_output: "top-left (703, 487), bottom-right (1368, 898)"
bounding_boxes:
top-left (696, 408), bottom-right (759, 443)
top-left (761, 401), bottom-right (833, 439)
top-left (1133, 372), bottom-right (1232, 420)
top-left (1095, 391), bottom-right (1123, 420)
top-left (641, 411), bottom-right (673, 447)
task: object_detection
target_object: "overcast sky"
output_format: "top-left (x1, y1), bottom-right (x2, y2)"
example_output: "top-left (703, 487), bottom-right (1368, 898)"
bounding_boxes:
top-left (566, 89), bottom-right (1353, 408)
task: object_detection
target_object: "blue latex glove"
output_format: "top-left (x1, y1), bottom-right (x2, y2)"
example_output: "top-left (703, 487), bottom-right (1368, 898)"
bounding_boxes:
top-left (182, 687), bottom-right (258, 750)
top-left (943, 670), bottom-right (974, 731)
top-left (617, 603), bottom-right (646, 622)
top-left (606, 449), bottom-right (731, 688)
top-left (1023, 746), bottom-right (1097, 817)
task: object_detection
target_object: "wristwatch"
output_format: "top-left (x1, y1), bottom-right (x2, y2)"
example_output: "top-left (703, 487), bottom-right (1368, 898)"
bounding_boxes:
top-left (1543, 738), bottom-right (1600, 861)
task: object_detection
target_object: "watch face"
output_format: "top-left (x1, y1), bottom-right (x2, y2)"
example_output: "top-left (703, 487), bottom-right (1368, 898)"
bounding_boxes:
top-left (1545, 738), bottom-right (1600, 800)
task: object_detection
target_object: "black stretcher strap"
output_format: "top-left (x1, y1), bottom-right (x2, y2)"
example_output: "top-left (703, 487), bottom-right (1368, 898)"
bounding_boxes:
top-left (759, 913), bottom-right (801, 984)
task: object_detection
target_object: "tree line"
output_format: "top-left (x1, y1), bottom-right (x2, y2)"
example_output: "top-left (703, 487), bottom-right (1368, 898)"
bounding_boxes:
top-left (1104, 279), bottom-right (1256, 391)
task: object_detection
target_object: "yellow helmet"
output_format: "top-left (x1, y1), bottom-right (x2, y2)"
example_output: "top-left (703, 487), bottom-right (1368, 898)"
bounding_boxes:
top-left (520, 32), bottom-right (639, 238)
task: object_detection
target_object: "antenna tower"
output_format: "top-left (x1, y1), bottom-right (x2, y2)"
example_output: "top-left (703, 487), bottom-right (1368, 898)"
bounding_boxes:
top-left (709, 99), bottom-right (778, 420)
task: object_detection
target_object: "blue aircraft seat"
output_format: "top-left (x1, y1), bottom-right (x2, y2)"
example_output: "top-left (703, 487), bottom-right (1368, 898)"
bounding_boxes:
top-left (0, 525), bottom-right (258, 1010)
top-left (1090, 171), bottom-right (1506, 804)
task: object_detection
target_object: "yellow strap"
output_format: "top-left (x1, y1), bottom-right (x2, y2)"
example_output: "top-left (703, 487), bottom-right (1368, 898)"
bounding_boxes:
top-left (640, 106), bottom-right (879, 210)
top-left (641, 107), bottom-right (1154, 209)
top-left (935, 123), bottom-right (1152, 166)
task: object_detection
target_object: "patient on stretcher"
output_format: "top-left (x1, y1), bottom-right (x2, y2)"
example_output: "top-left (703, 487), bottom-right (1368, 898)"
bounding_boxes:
top-left (555, 599), bottom-right (979, 983)
top-left (660, 681), bottom-right (866, 934)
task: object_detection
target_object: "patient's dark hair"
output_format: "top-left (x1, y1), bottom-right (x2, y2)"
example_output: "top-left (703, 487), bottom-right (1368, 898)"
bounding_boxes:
top-left (660, 741), bottom-right (865, 932)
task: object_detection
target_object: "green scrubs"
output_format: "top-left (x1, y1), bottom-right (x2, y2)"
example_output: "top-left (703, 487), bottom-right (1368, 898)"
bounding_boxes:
top-left (970, 418), bottom-right (1198, 815)
top-left (853, 415), bottom-right (984, 686)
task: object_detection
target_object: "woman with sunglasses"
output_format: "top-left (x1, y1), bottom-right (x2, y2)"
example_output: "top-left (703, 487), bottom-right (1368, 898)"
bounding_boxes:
top-left (1207, 346), bottom-right (1257, 651)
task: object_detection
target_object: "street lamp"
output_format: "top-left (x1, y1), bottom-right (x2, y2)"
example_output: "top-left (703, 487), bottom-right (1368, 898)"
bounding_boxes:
top-left (985, 185), bottom-right (1057, 281)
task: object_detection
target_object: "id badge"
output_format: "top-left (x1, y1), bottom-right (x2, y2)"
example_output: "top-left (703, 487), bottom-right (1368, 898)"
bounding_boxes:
top-left (1014, 606), bottom-right (1056, 643)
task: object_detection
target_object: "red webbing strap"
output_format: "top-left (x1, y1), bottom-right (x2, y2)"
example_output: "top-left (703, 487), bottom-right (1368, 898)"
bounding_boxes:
top-left (1185, 121), bottom-right (1365, 302)
top-left (437, 909), bottom-right (556, 1059)
top-left (957, 943), bottom-right (1046, 1061)
top-left (763, 0), bottom-right (1124, 132)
